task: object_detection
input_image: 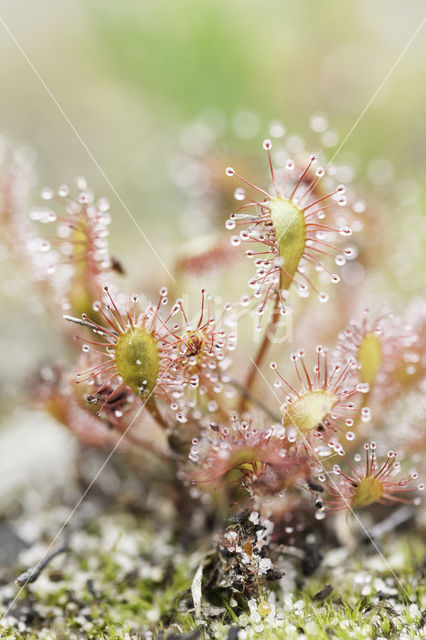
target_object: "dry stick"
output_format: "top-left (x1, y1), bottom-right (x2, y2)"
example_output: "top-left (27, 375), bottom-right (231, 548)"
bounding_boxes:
top-left (63, 314), bottom-right (118, 337)
top-left (15, 545), bottom-right (67, 587)
top-left (239, 293), bottom-right (281, 412)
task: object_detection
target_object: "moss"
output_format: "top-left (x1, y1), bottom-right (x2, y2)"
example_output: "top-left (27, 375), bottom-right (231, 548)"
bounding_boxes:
top-left (1, 511), bottom-right (425, 640)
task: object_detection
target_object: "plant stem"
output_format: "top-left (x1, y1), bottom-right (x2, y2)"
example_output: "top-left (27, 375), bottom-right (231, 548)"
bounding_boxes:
top-left (239, 294), bottom-right (281, 412)
top-left (112, 420), bottom-right (172, 460)
top-left (147, 397), bottom-right (169, 431)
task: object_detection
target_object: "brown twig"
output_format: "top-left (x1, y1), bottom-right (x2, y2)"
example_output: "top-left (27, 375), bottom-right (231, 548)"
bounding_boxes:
top-left (16, 544), bottom-right (67, 587)
top-left (63, 314), bottom-right (118, 338)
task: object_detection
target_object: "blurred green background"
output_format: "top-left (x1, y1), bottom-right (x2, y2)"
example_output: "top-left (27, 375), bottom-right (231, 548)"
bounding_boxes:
top-left (0, 0), bottom-right (425, 400)
top-left (1, 0), bottom-right (425, 212)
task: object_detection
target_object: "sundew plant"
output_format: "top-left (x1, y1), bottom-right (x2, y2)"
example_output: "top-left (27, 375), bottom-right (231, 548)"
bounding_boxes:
top-left (1, 117), bottom-right (425, 636)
